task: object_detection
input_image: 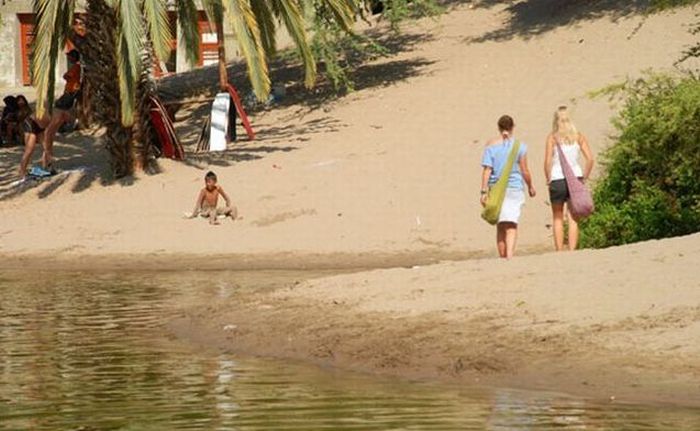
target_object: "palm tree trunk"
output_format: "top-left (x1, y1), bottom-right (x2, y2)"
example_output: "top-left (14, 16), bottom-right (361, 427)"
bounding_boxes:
top-left (134, 44), bottom-right (159, 172)
top-left (216, 16), bottom-right (228, 91)
top-left (84, 0), bottom-right (149, 178)
top-left (84, 0), bottom-right (133, 178)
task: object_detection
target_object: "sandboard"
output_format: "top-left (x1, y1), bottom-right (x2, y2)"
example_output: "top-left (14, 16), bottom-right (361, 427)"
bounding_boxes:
top-left (226, 84), bottom-right (255, 141)
top-left (210, 92), bottom-right (230, 152)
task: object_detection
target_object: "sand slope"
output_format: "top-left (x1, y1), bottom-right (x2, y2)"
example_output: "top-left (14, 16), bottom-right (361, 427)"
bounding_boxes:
top-left (171, 233), bottom-right (700, 406)
top-left (0, 4), bottom-right (697, 261)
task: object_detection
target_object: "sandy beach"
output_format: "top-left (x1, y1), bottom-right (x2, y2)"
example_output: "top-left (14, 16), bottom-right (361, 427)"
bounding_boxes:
top-left (1, 2), bottom-right (698, 405)
top-left (169, 232), bottom-right (700, 407)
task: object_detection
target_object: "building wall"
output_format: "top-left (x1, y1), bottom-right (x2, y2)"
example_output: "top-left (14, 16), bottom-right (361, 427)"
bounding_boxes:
top-left (0, 12), bottom-right (18, 88)
top-left (2, 1), bottom-right (294, 88)
top-left (175, 18), bottom-right (294, 76)
top-left (0, 1), bottom-right (32, 88)
top-left (0, 1), bottom-right (72, 89)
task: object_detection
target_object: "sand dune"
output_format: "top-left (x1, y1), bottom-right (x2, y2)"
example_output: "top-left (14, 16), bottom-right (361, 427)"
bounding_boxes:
top-left (0, 3), bottom-right (697, 261)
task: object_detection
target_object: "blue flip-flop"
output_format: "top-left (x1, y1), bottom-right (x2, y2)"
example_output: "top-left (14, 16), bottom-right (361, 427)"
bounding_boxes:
top-left (29, 166), bottom-right (53, 178)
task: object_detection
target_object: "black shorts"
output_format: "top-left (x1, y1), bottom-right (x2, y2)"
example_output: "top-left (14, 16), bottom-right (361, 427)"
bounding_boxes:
top-left (549, 179), bottom-right (569, 203)
top-left (22, 117), bottom-right (45, 135)
top-left (549, 178), bottom-right (585, 204)
top-left (55, 92), bottom-right (78, 110)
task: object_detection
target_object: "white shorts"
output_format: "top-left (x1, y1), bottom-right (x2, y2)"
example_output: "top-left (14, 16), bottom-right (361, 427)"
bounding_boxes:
top-left (498, 188), bottom-right (525, 224)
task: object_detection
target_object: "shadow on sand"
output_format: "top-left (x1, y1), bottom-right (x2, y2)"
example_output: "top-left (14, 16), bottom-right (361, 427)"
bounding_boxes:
top-left (465, 0), bottom-right (656, 43)
top-left (1, 24), bottom-right (437, 199)
top-left (0, 131), bottom-right (113, 202)
top-left (157, 29), bottom-right (436, 171)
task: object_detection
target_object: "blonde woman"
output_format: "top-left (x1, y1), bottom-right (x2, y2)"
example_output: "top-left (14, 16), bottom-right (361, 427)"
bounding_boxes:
top-left (544, 106), bottom-right (595, 251)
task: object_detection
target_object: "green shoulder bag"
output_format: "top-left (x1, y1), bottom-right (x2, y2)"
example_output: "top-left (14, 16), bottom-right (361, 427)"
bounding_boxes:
top-left (481, 141), bottom-right (521, 225)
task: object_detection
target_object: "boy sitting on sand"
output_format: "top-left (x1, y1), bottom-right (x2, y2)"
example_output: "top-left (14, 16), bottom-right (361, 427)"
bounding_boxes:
top-left (187, 171), bottom-right (238, 225)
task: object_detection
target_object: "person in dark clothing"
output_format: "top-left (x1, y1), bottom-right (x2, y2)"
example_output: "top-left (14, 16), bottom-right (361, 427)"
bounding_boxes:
top-left (1, 96), bottom-right (20, 146)
top-left (18, 113), bottom-right (52, 177)
top-left (43, 49), bottom-right (82, 170)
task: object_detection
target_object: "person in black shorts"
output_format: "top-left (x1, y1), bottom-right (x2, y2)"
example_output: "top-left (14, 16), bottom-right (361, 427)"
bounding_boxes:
top-left (42, 49), bottom-right (82, 171)
top-left (544, 107), bottom-right (595, 251)
top-left (18, 114), bottom-right (52, 178)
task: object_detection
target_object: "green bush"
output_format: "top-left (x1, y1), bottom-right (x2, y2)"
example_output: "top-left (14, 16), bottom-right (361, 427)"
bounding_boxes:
top-left (308, 0), bottom-right (442, 92)
top-left (580, 74), bottom-right (700, 248)
top-left (649, 0), bottom-right (700, 11)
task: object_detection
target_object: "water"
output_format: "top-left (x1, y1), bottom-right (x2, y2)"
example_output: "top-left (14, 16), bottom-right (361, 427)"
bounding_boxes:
top-left (1, 270), bottom-right (699, 430)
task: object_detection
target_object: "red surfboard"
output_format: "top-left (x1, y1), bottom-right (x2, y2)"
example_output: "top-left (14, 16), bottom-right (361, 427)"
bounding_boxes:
top-left (226, 84), bottom-right (255, 141)
top-left (150, 96), bottom-right (185, 160)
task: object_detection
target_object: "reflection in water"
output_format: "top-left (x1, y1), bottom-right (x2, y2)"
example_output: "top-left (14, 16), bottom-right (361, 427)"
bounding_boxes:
top-left (1, 271), bottom-right (699, 430)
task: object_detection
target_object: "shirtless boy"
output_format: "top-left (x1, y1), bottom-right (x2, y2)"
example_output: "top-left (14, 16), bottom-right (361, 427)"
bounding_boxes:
top-left (188, 171), bottom-right (238, 225)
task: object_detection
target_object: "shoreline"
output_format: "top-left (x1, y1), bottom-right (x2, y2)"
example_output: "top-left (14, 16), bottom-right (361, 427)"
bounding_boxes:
top-left (165, 234), bottom-right (700, 408)
top-left (2, 236), bottom-right (699, 407)
top-left (0, 245), bottom-right (553, 272)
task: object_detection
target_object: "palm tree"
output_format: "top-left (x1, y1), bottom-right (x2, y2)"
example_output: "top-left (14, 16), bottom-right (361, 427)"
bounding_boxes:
top-left (186, 0), bottom-right (357, 92)
top-left (31, 0), bottom-right (358, 177)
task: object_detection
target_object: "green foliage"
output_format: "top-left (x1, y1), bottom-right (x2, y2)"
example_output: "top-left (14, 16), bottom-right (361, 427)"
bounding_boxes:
top-left (175, 0), bottom-right (202, 66)
top-left (380, 0), bottom-right (443, 31)
top-left (678, 18), bottom-right (700, 65)
top-left (648, 0), bottom-right (700, 11)
top-left (308, 0), bottom-right (440, 92)
top-left (116, 0), bottom-right (146, 126)
top-left (309, 6), bottom-right (387, 91)
top-left (143, 0), bottom-right (173, 62)
top-left (31, 0), bottom-right (76, 118)
top-left (580, 74), bottom-right (700, 248)
top-left (224, 0), bottom-right (271, 100)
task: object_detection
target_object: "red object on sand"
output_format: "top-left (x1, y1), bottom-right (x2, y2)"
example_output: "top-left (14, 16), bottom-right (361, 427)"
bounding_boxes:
top-left (150, 95), bottom-right (185, 160)
top-left (226, 84), bottom-right (255, 141)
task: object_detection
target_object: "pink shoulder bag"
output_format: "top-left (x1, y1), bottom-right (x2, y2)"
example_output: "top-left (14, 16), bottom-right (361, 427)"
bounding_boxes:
top-left (556, 142), bottom-right (594, 220)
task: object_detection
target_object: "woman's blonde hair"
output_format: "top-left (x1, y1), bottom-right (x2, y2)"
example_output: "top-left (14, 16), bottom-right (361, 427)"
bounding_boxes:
top-left (552, 106), bottom-right (579, 143)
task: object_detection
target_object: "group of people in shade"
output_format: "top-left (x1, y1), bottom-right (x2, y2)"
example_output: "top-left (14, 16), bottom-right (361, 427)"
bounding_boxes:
top-left (0, 49), bottom-right (82, 179)
top-left (1, 94), bottom-right (31, 147)
top-left (480, 106), bottom-right (594, 258)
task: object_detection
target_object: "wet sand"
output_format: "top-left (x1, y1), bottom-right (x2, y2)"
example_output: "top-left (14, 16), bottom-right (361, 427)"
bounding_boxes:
top-left (167, 233), bottom-right (700, 407)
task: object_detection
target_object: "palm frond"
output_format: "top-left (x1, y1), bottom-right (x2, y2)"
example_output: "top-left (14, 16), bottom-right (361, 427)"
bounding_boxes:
top-left (143, 0), bottom-right (172, 62)
top-left (200, 0), bottom-right (224, 28)
top-left (319, 0), bottom-right (357, 32)
top-left (116, 0), bottom-right (146, 126)
top-left (224, 0), bottom-right (270, 100)
top-left (31, 0), bottom-right (75, 118)
top-left (175, 0), bottom-right (201, 66)
top-left (273, 0), bottom-right (316, 87)
top-left (250, 0), bottom-right (277, 58)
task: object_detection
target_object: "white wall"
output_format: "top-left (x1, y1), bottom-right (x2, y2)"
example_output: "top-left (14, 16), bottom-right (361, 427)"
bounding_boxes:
top-left (0, 12), bottom-right (18, 88)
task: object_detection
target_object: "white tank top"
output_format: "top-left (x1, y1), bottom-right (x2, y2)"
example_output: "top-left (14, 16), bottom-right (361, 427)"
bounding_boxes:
top-left (551, 141), bottom-right (583, 181)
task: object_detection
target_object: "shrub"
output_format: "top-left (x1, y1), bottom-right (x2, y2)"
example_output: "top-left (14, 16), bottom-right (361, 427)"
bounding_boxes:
top-left (649, 0), bottom-right (700, 11)
top-left (580, 74), bottom-right (700, 248)
top-left (309, 0), bottom-right (442, 92)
